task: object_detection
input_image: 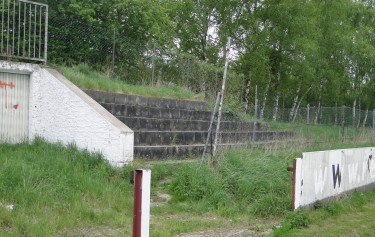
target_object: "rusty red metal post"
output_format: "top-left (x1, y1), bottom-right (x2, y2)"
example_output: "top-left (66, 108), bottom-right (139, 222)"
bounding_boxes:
top-left (132, 170), bottom-right (143, 237)
top-left (287, 159), bottom-right (297, 211)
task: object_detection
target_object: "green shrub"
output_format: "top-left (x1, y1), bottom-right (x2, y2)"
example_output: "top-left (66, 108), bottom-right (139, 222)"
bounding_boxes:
top-left (168, 149), bottom-right (293, 217)
top-left (274, 210), bottom-right (310, 236)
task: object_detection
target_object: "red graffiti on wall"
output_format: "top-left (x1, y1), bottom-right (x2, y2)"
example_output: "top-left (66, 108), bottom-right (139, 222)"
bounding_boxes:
top-left (0, 81), bottom-right (16, 109)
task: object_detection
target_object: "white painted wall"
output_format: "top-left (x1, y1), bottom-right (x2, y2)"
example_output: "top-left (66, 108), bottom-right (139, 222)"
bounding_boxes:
top-left (140, 169), bottom-right (151, 237)
top-left (294, 147), bottom-right (375, 210)
top-left (0, 60), bottom-right (134, 167)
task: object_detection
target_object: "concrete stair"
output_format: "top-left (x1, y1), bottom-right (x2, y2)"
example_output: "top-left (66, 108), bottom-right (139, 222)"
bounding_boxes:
top-left (84, 90), bottom-right (295, 160)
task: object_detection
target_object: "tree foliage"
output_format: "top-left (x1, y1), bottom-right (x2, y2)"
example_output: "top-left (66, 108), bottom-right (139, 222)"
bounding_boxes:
top-left (44, 0), bottom-right (375, 117)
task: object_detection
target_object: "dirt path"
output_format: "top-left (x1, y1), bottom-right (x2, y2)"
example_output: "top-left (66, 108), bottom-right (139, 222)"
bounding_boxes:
top-left (150, 178), bottom-right (280, 237)
top-left (175, 220), bottom-right (278, 237)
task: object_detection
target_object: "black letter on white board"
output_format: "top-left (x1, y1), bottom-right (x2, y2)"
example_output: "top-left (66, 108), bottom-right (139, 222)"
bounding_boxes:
top-left (332, 164), bottom-right (342, 189)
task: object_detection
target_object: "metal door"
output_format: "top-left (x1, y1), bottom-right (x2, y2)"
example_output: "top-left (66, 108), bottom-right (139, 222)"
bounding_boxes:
top-left (0, 71), bottom-right (30, 143)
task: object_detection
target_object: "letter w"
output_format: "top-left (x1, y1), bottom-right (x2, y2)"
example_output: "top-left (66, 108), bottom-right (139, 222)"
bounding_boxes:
top-left (332, 164), bottom-right (342, 189)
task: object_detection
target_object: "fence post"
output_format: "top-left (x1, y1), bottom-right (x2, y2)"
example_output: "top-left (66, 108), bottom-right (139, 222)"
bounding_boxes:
top-left (112, 28), bottom-right (116, 75)
top-left (201, 92), bottom-right (221, 165)
top-left (44, 4), bottom-right (49, 64)
top-left (252, 85), bottom-right (258, 143)
top-left (213, 37), bottom-right (231, 157)
top-left (306, 104), bottom-right (310, 125)
top-left (335, 102), bottom-right (338, 126)
top-left (151, 41), bottom-right (156, 86)
top-left (132, 169), bottom-right (151, 237)
top-left (342, 106), bottom-right (345, 142)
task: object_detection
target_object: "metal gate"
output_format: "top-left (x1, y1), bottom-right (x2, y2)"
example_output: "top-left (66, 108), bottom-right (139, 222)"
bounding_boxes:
top-left (0, 71), bottom-right (29, 143)
top-left (0, 0), bottom-right (48, 63)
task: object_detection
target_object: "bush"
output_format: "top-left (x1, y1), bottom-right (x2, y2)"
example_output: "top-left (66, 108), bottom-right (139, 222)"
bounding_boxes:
top-left (274, 210), bottom-right (310, 236)
top-left (168, 149), bottom-right (293, 217)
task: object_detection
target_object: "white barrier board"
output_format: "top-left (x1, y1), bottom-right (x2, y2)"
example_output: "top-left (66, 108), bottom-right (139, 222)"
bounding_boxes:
top-left (294, 147), bottom-right (375, 210)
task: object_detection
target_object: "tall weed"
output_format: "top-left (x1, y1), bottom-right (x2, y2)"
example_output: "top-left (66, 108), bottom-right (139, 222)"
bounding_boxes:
top-left (168, 149), bottom-right (292, 217)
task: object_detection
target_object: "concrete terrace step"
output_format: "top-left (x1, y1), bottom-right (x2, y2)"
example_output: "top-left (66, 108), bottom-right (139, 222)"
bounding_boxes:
top-left (134, 131), bottom-right (295, 146)
top-left (84, 89), bottom-right (296, 160)
top-left (134, 144), bottom-right (204, 160)
top-left (134, 138), bottom-right (299, 160)
top-left (118, 116), bottom-right (267, 132)
top-left (84, 90), bottom-right (208, 111)
top-left (100, 103), bottom-right (240, 121)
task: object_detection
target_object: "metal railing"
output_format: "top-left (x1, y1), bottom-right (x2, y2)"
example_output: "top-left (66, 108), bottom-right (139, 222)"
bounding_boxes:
top-left (0, 0), bottom-right (48, 63)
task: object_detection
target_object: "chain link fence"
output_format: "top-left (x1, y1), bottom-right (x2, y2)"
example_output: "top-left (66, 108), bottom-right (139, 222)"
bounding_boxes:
top-left (258, 105), bottom-right (375, 128)
top-left (47, 18), bottom-right (227, 93)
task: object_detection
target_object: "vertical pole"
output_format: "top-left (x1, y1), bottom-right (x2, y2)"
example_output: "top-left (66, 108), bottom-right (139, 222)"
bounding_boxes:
top-left (335, 102), bottom-right (338, 126)
top-left (287, 159), bottom-right (297, 211)
top-left (372, 109), bottom-right (375, 134)
top-left (28, 3), bottom-right (31, 57)
top-left (33, 4), bottom-right (36, 58)
top-left (23, 2), bottom-right (25, 56)
top-left (6, 0), bottom-right (9, 54)
top-left (282, 96), bottom-right (285, 121)
top-left (342, 106), bottom-right (345, 143)
top-left (254, 85), bottom-right (258, 119)
top-left (140, 170), bottom-right (151, 237)
top-left (43, 5), bottom-right (48, 64)
top-left (151, 41), bottom-right (156, 87)
top-left (1, 0), bottom-right (4, 54)
top-left (17, 0), bottom-right (20, 55)
top-left (132, 171), bottom-right (142, 237)
top-left (201, 92), bottom-right (221, 165)
top-left (252, 85), bottom-right (258, 143)
top-left (12, 0), bottom-right (15, 55)
top-left (38, 5), bottom-right (41, 58)
top-left (112, 28), bottom-right (116, 75)
top-left (213, 37), bottom-right (231, 156)
top-left (132, 170), bottom-right (151, 237)
top-left (306, 104), bottom-right (310, 125)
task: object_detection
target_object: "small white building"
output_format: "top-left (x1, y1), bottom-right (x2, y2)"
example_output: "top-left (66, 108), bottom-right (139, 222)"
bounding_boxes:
top-left (0, 60), bottom-right (133, 167)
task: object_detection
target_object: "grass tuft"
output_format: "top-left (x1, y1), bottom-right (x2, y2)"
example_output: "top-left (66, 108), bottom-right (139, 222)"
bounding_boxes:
top-left (0, 138), bottom-right (134, 236)
top-left (55, 64), bottom-right (204, 101)
top-left (167, 149), bottom-right (292, 218)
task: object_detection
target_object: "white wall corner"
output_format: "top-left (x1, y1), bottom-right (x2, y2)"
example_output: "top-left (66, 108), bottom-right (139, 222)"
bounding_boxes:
top-left (0, 60), bottom-right (134, 167)
top-left (40, 67), bottom-right (134, 166)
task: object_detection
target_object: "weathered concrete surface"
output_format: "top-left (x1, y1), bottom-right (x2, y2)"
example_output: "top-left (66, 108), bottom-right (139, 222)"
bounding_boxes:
top-left (0, 61), bottom-right (134, 167)
top-left (85, 89), bottom-right (293, 160)
top-left (134, 131), bottom-right (295, 146)
top-left (294, 147), bottom-right (375, 210)
top-left (134, 144), bottom-right (205, 160)
top-left (118, 117), bottom-right (266, 132)
top-left (84, 90), bottom-right (208, 111)
top-left (101, 103), bottom-right (243, 121)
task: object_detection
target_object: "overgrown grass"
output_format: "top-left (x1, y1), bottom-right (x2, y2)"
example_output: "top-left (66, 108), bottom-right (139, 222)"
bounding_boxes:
top-left (1, 124), bottom-right (375, 236)
top-left (55, 64), bottom-right (204, 101)
top-left (168, 149), bottom-right (292, 218)
top-left (268, 121), bottom-right (375, 148)
top-left (274, 191), bottom-right (375, 236)
top-left (0, 139), bottom-right (134, 236)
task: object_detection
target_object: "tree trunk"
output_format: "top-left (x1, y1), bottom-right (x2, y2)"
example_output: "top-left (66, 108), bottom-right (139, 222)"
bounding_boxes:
top-left (362, 108), bottom-right (369, 127)
top-left (259, 73), bottom-right (271, 120)
top-left (289, 82), bottom-right (301, 121)
top-left (334, 102), bottom-right (338, 126)
top-left (244, 75), bottom-right (251, 114)
top-left (352, 99), bottom-right (357, 127)
top-left (356, 100), bottom-right (361, 129)
top-left (292, 85), bottom-right (312, 122)
top-left (272, 72), bottom-right (281, 121)
top-left (314, 79), bottom-right (324, 125)
top-left (272, 93), bottom-right (279, 121)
